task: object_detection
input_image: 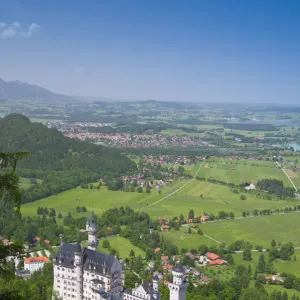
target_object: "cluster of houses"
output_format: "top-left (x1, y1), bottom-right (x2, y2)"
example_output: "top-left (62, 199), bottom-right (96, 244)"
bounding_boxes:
top-left (158, 215), bottom-right (210, 231)
top-left (147, 251), bottom-right (228, 287)
top-left (120, 175), bottom-right (173, 189)
top-left (143, 155), bottom-right (194, 166)
top-left (48, 121), bottom-right (112, 133)
top-left (64, 131), bottom-right (213, 149)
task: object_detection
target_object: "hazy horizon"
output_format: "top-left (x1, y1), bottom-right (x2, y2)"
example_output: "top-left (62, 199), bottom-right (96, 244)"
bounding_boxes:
top-left (0, 0), bottom-right (299, 103)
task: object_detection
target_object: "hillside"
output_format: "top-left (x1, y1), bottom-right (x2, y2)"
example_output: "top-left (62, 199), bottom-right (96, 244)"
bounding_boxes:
top-left (0, 78), bottom-right (75, 102)
top-left (0, 114), bottom-right (136, 174)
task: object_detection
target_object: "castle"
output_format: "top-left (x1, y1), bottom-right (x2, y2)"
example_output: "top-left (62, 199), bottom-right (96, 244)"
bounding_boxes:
top-left (53, 213), bottom-right (187, 300)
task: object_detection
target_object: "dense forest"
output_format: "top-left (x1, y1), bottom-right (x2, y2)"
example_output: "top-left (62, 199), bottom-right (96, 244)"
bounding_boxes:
top-left (0, 114), bottom-right (135, 173)
top-left (0, 114), bottom-right (136, 203)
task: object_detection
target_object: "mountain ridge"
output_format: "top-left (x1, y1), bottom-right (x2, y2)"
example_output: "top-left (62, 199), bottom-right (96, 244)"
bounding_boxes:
top-left (0, 78), bottom-right (76, 103)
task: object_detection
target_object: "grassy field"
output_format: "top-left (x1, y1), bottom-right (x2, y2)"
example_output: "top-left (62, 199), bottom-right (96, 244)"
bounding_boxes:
top-left (264, 285), bottom-right (300, 298)
top-left (98, 236), bottom-right (145, 259)
top-left (162, 213), bottom-right (300, 250)
top-left (191, 158), bottom-right (295, 187)
top-left (161, 226), bottom-right (219, 250)
top-left (234, 250), bottom-right (300, 277)
top-left (199, 213), bottom-right (300, 248)
top-left (20, 173), bottom-right (299, 220)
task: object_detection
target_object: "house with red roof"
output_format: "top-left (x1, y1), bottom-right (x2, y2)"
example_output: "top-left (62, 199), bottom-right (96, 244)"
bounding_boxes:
top-left (24, 256), bottom-right (50, 273)
top-left (205, 252), bottom-right (227, 266)
top-left (161, 225), bottom-right (169, 231)
top-left (154, 247), bottom-right (161, 254)
top-left (200, 216), bottom-right (209, 223)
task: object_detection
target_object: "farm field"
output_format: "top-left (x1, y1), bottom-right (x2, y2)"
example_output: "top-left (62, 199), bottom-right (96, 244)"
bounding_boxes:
top-left (161, 226), bottom-right (219, 250)
top-left (20, 186), bottom-right (161, 217)
top-left (192, 158), bottom-right (295, 187)
top-left (21, 174), bottom-right (298, 221)
top-left (200, 213), bottom-right (300, 248)
top-left (234, 250), bottom-right (300, 277)
top-left (98, 236), bottom-right (145, 259)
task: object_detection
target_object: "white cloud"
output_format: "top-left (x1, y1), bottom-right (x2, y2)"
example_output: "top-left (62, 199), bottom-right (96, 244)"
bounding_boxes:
top-left (1, 27), bottom-right (17, 39)
top-left (0, 21), bottom-right (41, 40)
top-left (22, 23), bottom-right (41, 38)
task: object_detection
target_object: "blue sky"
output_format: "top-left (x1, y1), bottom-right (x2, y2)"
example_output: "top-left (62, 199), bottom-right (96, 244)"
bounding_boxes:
top-left (0, 0), bottom-right (299, 103)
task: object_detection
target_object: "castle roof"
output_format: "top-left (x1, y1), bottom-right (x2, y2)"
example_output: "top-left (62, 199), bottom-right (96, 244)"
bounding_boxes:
top-left (153, 275), bottom-right (160, 281)
top-left (124, 281), bottom-right (157, 299)
top-left (73, 242), bottom-right (82, 253)
top-left (173, 264), bottom-right (185, 273)
top-left (53, 242), bottom-right (122, 274)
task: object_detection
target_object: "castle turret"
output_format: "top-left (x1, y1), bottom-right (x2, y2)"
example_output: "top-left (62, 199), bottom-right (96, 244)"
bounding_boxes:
top-left (168, 265), bottom-right (188, 300)
top-left (87, 211), bottom-right (98, 251)
top-left (74, 242), bottom-right (83, 300)
top-left (152, 275), bottom-right (160, 300)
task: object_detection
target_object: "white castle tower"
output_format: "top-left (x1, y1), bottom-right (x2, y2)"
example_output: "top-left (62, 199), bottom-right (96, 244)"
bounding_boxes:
top-left (86, 211), bottom-right (99, 251)
top-left (152, 275), bottom-right (160, 300)
top-left (74, 243), bottom-right (83, 300)
top-left (168, 265), bottom-right (188, 300)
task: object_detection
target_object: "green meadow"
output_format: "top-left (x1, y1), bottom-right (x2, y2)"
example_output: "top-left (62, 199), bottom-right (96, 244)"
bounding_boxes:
top-left (98, 236), bottom-right (145, 259)
top-left (193, 159), bottom-right (294, 186)
top-left (199, 213), bottom-right (300, 248)
top-left (21, 178), bottom-right (298, 221)
top-left (160, 213), bottom-right (300, 251)
top-left (233, 250), bottom-right (300, 277)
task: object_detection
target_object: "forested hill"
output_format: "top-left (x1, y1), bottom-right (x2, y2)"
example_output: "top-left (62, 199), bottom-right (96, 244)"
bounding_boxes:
top-left (0, 114), bottom-right (136, 175)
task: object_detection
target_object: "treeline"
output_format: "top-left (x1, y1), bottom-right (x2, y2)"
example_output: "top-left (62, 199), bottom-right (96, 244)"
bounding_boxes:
top-left (257, 179), bottom-right (295, 198)
top-left (223, 123), bottom-right (276, 131)
top-left (37, 207), bottom-right (56, 217)
top-left (20, 169), bottom-right (101, 203)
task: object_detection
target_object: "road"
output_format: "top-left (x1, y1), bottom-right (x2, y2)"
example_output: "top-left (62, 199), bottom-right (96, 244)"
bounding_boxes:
top-left (139, 160), bottom-right (204, 210)
top-left (276, 161), bottom-right (298, 192)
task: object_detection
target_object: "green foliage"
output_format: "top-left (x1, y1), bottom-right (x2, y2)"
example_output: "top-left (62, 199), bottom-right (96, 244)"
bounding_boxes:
top-left (257, 179), bottom-right (295, 198)
top-left (243, 248), bottom-right (252, 261)
top-left (102, 239), bottom-right (110, 249)
top-left (0, 114), bottom-right (136, 203)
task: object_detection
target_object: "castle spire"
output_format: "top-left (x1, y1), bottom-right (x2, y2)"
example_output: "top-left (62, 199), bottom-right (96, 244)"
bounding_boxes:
top-left (87, 211), bottom-right (98, 251)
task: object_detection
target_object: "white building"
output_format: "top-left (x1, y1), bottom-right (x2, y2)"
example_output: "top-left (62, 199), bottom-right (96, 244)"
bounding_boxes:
top-left (53, 212), bottom-right (124, 300)
top-left (168, 265), bottom-right (188, 300)
top-left (123, 276), bottom-right (160, 300)
top-left (24, 256), bottom-right (50, 273)
top-left (53, 212), bottom-right (188, 300)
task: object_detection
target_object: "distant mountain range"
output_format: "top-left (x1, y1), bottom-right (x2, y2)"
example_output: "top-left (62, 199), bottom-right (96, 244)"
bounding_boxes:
top-left (0, 78), bottom-right (75, 102)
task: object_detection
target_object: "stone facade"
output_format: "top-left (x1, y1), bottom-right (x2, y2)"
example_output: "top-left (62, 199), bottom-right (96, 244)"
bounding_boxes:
top-left (53, 213), bottom-right (187, 300)
top-left (53, 213), bottom-right (124, 300)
